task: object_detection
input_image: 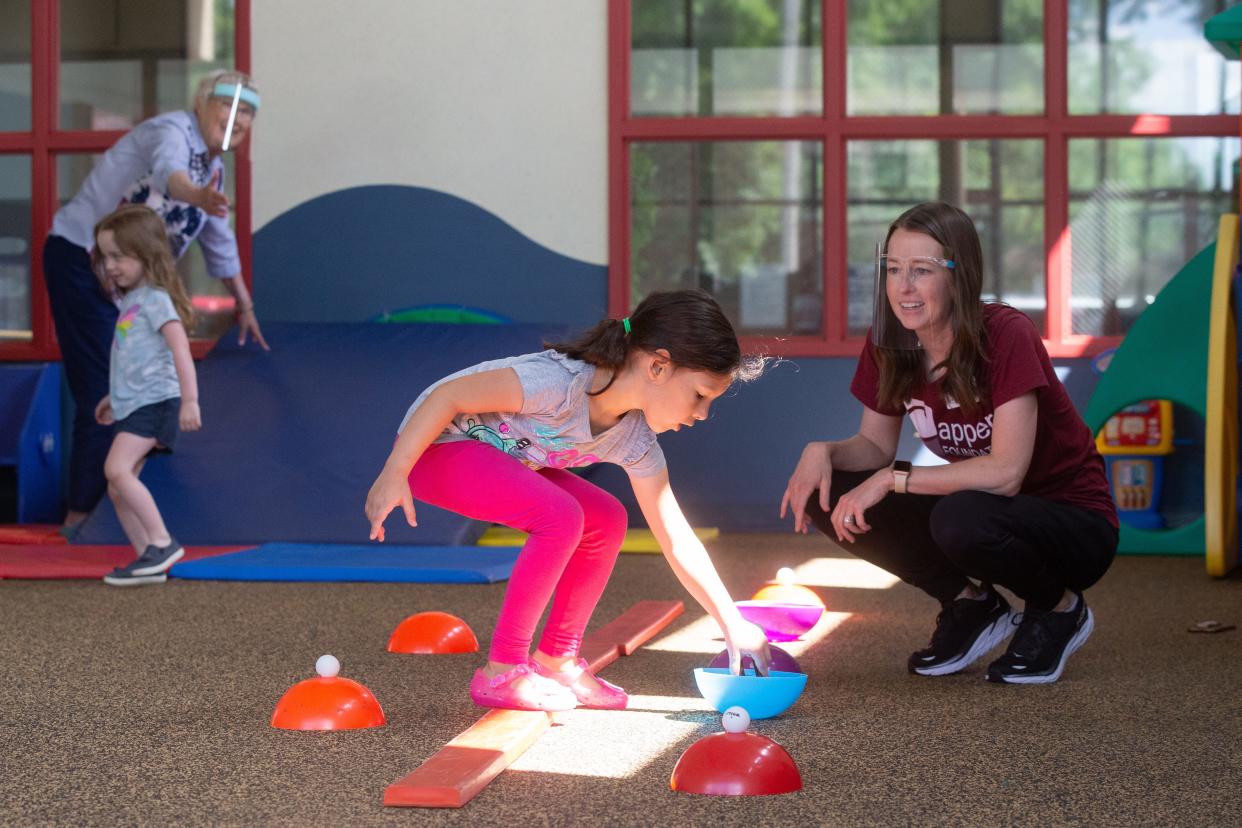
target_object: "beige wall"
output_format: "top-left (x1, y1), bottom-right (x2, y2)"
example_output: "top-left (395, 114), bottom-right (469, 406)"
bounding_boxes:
top-left (251, 0), bottom-right (608, 263)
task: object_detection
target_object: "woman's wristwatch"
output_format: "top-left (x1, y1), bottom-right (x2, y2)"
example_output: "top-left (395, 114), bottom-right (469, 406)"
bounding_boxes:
top-left (892, 460), bottom-right (912, 494)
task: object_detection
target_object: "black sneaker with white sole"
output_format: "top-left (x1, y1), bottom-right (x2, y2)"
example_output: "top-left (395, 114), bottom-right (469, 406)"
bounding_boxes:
top-left (908, 587), bottom-right (1016, 676)
top-left (985, 592), bottom-right (1094, 685)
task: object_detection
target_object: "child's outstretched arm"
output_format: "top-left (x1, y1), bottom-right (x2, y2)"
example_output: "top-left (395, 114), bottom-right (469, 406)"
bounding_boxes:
top-left (160, 320), bottom-right (200, 431)
top-left (630, 470), bottom-right (772, 676)
top-left (365, 368), bottom-right (524, 541)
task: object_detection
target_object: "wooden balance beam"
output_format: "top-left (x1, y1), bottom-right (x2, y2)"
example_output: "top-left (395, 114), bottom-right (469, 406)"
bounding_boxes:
top-left (383, 599), bottom-right (685, 808)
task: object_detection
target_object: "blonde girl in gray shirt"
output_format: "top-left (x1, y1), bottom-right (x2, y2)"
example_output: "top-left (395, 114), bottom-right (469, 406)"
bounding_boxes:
top-left (91, 206), bottom-right (201, 587)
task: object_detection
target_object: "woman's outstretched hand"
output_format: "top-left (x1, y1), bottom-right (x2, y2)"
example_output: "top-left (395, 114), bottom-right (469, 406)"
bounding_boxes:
top-left (365, 468), bottom-right (417, 542)
top-left (724, 619), bottom-right (772, 676)
top-left (780, 441), bottom-right (832, 534)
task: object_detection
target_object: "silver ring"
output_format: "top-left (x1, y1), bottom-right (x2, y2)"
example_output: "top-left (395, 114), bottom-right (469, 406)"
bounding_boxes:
top-left (843, 515), bottom-right (854, 525)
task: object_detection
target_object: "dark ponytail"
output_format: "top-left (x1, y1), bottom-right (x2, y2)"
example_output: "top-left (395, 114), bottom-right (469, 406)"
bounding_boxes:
top-left (548, 289), bottom-right (766, 395)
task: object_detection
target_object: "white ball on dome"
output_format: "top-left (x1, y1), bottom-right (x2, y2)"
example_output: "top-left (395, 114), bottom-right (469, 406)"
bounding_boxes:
top-left (315, 654), bottom-right (341, 678)
top-left (721, 705), bottom-right (750, 733)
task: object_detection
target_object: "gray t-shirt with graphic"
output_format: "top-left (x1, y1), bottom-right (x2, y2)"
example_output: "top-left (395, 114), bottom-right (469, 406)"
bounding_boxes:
top-left (399, 350), bottom-right (666, 477)
top-left (110, 285), bottom-right (182, 421)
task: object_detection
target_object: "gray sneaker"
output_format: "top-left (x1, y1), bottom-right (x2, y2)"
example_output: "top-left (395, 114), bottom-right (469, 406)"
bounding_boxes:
top-left (102, 540), bottom-right (184, 586)
top-left (129, 539), bottom-right (184, 576)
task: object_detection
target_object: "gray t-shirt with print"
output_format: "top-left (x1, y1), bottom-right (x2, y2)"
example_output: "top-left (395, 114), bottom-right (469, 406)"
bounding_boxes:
top-left (399, 350), bottom-right (666, 477)
top-left (110, 285), bottom-right (182, 421)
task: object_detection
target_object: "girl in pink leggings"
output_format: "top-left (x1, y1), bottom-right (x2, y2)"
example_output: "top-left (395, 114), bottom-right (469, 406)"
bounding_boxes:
top-left (365, 290), bottom-right (772, 712)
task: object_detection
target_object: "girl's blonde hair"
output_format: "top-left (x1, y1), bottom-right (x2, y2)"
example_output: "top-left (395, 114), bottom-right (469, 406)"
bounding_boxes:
top-left (92, 205), bottom-right (197, 329)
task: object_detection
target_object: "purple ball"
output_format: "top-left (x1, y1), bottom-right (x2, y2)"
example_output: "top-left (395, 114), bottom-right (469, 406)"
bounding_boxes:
top-left (709, 644), bottom-right (802, 674)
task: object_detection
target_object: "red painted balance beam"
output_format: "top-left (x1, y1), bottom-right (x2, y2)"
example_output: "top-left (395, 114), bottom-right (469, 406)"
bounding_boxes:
top-left (383, 599), bottom-right (684, 808)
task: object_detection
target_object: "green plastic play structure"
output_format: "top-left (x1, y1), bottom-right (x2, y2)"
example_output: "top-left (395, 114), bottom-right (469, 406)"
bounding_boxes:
top-left (1083, 245), bottom-right (1215, 556)
top-left (1079, 9), bottom-right (1242, 576)
top-left (1083, 211), bottom-right (1238, 576)
top-left (1205, 4), bottom-right (1242, 59)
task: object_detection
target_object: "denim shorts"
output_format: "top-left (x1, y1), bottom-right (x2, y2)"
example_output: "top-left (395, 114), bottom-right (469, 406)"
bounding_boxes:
top-left (114, 398), bottom-right (180, 453)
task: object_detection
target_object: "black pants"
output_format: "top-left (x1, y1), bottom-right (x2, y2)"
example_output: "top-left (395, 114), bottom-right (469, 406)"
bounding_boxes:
top-left (805, 469), bottom-right (1118, 611)
top-left (44, 234), bottom-right (117, 514)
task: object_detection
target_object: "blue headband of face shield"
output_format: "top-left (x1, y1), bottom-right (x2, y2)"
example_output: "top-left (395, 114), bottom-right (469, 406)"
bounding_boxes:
top-left (212, 83), bottom-right (261, 110)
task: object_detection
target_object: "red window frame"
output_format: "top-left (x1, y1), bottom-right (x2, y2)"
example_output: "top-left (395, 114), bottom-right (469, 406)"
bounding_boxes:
top-left (607, 1), bottom-right (1237, 358)
top-left (0, 0), bottom-right (253, 361)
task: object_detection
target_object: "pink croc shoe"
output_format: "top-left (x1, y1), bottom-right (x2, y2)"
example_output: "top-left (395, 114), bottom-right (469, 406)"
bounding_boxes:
top-left (469, 662), bottom-right (577, 712)
top-left (532, 658), bottom-right (628, 710)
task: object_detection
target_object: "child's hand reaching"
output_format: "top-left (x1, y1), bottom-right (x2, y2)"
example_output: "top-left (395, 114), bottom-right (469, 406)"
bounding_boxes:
top-left (180, 400), bottom-right (201, 431)
top-left (94, 395), bottom-right (114, 426)
top-left (723, 619), bottom-right (772, 676)
top-left (365, 468), bottom-right (417, 542)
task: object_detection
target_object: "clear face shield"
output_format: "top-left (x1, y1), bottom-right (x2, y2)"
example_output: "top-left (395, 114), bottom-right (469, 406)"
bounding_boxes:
top-left (870, 242), bottom-right (956, 350)
top-left (211, 76), bottom-right (261, 151)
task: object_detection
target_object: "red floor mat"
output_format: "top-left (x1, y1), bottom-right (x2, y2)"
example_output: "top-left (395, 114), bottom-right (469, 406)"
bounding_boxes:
top-left (0, 525), bottom-right (69, 545)
top-left (0, 545), bottom-right (250, 579)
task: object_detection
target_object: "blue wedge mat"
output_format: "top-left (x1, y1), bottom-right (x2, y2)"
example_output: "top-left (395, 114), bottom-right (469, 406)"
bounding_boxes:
top-left (73, 321), bottom-right (569, 546)
top-left (169, 543), bottom-right (522, 583)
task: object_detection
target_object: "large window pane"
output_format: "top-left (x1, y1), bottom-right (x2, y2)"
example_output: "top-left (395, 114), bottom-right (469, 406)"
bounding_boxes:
top-left (631, 141), bottom-right (823, 336)
top-left (1068, 137), bottom-right (1236, 336)
top-left (631, 0), bottom-right (822, 117)
top-left (847, 139), bottom-right (1045, 335)
top-left (59, 0), bottom-right (235, 130)
top-left (0, 0), bottom-right (32, 131)
top-left (848, 0), bottom-right (1043, 115)
top-left (1069, 0), bottom-right (1239, 115)
top-left (58, 152), bottom-right (238, 340)
top-left (0, 156), bottom-right (31, 341)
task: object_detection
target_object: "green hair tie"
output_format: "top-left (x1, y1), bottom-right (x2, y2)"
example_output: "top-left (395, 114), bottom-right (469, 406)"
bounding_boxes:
top-left (622, 317), bottom-right (631, 335)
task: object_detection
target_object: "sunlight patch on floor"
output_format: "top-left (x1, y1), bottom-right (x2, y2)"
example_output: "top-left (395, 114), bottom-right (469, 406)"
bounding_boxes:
top-left (643, 614), bottom-right (727, 654)
top-left (643, 607), bottom-right (853, 659)
top-left (776, 610), bottom-right (851, 657)
top-left (508, 694), bottom-right (712, 779)
top-left (789, 557), bottom-right (900, 589)
top-left (504, 603), bottom-right (861, 779)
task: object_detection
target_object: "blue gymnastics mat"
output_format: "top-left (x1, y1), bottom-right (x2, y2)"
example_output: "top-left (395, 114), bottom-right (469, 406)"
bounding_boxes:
top-left (73, 321), bottom-right (569, 547)
top-left (169, 543), bottom-right (523, 584)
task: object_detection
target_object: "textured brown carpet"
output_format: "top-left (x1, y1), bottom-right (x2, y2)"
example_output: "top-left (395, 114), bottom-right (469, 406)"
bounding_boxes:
top-left (2, 534), bottom-right (1240, 826)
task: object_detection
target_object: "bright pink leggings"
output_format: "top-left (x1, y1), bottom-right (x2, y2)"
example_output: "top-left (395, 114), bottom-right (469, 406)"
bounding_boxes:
top-left (408, 440), bottom-right (628, 665)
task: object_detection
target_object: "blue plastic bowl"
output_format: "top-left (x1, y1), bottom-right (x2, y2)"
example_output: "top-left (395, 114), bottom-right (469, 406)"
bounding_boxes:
top-left (692, 667), bottom-right (808, 719)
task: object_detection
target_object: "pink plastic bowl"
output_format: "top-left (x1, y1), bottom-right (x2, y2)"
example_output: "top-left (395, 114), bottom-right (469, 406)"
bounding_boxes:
top-left (735, 600), bottom-right (824, 642)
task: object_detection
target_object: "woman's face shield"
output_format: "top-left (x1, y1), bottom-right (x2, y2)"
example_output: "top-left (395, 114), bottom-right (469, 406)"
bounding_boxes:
top-left (870, 242), bottom-right (956, 350)
top-left (212, 81), bottom-right (260, 151)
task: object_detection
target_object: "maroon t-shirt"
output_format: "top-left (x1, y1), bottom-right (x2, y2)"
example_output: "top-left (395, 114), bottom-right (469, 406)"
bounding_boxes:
top-left (851, 303), bottom-right (1118, 529)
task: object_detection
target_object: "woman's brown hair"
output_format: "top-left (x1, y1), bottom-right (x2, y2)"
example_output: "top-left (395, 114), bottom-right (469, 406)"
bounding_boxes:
top-left (92, 204), bottom-right (196, 329)
top-left (875, 202), bottom-right (987, 417)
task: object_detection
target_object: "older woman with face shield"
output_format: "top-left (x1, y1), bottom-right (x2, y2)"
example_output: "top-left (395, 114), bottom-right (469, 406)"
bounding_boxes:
top-left (781, 202), bottom-right (1118, 686)
top-left (44, 69), bottom-right (268, 529)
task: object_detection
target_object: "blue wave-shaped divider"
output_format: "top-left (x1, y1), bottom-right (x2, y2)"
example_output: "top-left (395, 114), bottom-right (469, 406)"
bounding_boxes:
top-left (253, 185), bottom-right (607, 330)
